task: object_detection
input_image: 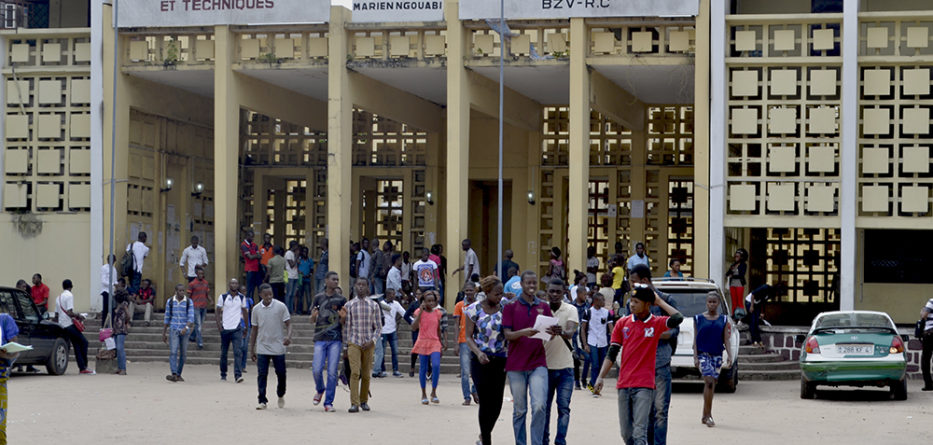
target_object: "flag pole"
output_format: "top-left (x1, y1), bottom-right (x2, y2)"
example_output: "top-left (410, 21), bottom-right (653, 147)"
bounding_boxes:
top-left (107, 0), bottom-right (120, 327)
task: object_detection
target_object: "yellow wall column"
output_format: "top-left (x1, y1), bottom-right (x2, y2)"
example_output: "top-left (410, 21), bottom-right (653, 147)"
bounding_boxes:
top-left (445, 1), bottom-right (469, 306)
top-left (693, 0), bottom-right (711, 277)
top-left (213, 25), bottom-right (239, 283)
top-left (567, 18), bottom-right (590, 275)
top-left (327, 6), bottom-right (352, 282)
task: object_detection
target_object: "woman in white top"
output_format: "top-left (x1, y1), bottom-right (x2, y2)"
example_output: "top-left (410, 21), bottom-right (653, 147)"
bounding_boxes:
top-left (580, 292), bottom-right (610, 392)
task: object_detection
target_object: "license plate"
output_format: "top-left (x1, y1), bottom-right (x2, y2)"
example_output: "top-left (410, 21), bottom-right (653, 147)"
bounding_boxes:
top-left (837, 344), bottom-right (873, 355)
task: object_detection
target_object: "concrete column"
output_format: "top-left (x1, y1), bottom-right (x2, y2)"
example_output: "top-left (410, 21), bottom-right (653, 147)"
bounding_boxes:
top-left (327, 6), bottom-right (353, 282)
top-left (693, 0), bottom-right (711, 278)
top-left (445, 1), bottom-right (469, 305)
top-left (629, 124), bottom-right (647, 255)
top-left (213, 25), bottom-right (240, 284)
top-left (568, 18), bottom-right (590, 276)
top-left (89, 0), bottom-right (104, 301)
top-left (708, 0), bottom-right (729, 287)
top-left (840, 0), bottom-right (859, 310)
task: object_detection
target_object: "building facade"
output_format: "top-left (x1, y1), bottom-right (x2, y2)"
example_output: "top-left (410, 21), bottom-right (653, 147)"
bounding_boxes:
top-left (0, 0), bottom-right (930, 324)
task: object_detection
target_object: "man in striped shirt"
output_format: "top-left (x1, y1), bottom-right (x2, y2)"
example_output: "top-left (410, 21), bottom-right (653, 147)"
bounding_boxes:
top-left (163, 284), bottom-right (195, 382)
top-left (342, 277), bottom-right (383, 413)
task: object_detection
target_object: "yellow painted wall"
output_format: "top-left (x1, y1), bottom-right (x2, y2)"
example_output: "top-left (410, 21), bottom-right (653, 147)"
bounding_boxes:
top-left (0, 214), bottom-right (91, 311)
top-left (858, 284), bottom-right (931, 324)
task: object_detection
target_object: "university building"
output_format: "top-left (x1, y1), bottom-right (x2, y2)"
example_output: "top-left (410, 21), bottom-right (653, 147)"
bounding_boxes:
top-left (0, 0), bottom-right (930, 324)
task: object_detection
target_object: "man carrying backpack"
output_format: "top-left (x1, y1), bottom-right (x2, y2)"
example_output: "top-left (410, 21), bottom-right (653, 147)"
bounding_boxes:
top-left (163, 283), bottom-right (194, 382)
top-left (124, 232), bottom-right (150, 294)
top-left (217, 278), bottom-right (248, 383)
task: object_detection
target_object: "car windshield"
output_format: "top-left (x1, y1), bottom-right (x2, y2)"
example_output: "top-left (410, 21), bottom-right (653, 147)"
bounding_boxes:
top-left (659, 290), bottom-right (725, 317)
top-left (813, 313), bottom-right (894, 334)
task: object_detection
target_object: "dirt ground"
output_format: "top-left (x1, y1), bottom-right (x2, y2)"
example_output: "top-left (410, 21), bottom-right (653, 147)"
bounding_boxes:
top-left (8, 363), bottom-right (931, 444)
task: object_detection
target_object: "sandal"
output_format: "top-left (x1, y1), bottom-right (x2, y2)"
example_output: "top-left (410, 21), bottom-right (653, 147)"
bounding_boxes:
top-left (431, 397), bottom-right (440, 404)
top-left (421, 398), bottom-right (429, 405)
top-left (705, 417), bottom-right (716, 428)
top-left (462, 399), bottom-right (471, 406)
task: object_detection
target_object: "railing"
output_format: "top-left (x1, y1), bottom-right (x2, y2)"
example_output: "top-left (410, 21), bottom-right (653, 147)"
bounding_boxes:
top-left (235, 27), bottom-right (328, 65)
top-left (466, 21), bottom-right (570, 60)
top-left (588, 22), bottom-right (696, 58)
top-left (348, 26), bottom-right (445, 61)
top-left (123, 30), bottom-right (215, 67)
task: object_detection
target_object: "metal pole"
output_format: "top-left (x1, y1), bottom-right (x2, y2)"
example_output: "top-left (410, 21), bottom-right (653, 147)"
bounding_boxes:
top-left (106, 0), bottom-right (120, 327)
top-left (496, 0), bottom-right (504, 279)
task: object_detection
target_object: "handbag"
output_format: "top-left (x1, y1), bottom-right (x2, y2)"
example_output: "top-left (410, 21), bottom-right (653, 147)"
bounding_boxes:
top-left (72, 317), bottom-right (86, 332)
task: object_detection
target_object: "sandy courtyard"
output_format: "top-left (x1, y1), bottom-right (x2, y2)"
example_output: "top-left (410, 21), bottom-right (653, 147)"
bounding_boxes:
top-left (8, 363), bottom-right (931, 444)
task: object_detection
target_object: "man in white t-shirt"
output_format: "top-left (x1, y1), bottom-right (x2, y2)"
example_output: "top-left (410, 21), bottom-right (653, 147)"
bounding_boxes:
top-left (386, 254), bottom-right (403, 295)
top-left (626, 242), bottom-right (650, 273)
top-left (284, 241), bottom-right (300, 314)
top-left (356, 238), bottom-right (373, 286)
top-left (126, 232), bottom-right (150, 294)
top-left (452, 239), bottom-right (479, 285)
top-left (413, 248), bottom-right (439, 291)
top-left (216, 278), bottom-right (248, 383)
top-left (373, 288), bottom-right (407, 378)
top-left (56, 279), bottom-right (92, 374)
top-left (179, 235), bottom-right (209, 282)
top-left (586, 246), bottom-right (600, 289)
top-left (543, 278), bottom-right (580, 445)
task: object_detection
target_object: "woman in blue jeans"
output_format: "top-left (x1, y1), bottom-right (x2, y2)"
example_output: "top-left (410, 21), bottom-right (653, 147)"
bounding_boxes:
top-left (112, 291), bottom-right (131, 375)
top-left (581, 292), bottom-right (610, 392)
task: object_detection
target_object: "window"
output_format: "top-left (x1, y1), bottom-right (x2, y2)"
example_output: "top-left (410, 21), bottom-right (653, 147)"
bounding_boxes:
top-left (15, 290), bottom-right (38, 323)
top-left (864, 229), bottom-right (933, 283)
top-left (0, 291), bottom-right (19, 319)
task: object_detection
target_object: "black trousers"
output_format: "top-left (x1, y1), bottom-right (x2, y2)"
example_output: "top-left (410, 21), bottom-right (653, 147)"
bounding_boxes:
top-left (64, 324), bottom-right (88, 371)
top-left (922, 331), bottom-right (933, 387)
top-left (471, 354), bottom-right (507, 445)
top-left (257, 354), bottom-right (287, 404)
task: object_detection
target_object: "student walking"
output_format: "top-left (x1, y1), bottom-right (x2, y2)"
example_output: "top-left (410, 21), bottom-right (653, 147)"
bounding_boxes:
top-left (284, 241), bottom-right (301, 314)
top-left (454, 282), bottom-right (479, 405)
top-left (581, 292), bottom-right (610, 392)
top-left (250, 283), bottom-right (292, 410)
top-left (216, 278), bottom-right (248, 383)
top-left (594, 286), bottom-right (683, 445)
top-left (187, 266), bottom-right (212, 350)
top-left (0, 311), bottom-right (22, 441)
top-left (694, 292), bottom-right (733, 427)
top-left (179, 235), bottom-right (209, 282)
top-left (412, 290), bottom-right (446, 404)
top-left (163, 284), bottom-right (194, 382)
top-left (570, 286), bottom-right (590, 389)
top-left (310, 272), bottom-right (346, 412)
top-left (466, 276), bottom-right (509, 445)
top-left (404, 288), bottom-right (425, 377)
top-left (543, 279), bottom-right (579, 445)
top-left (343, 277), bottom-right (383, 413)
top-left (112, 290), bottom-right (131, 375)
top-left (266, 247), bottom-right (287, 303)
top-left (373, 288), bottom-right (406, 378)
top-left (55, 280), bottom-right (92, 374)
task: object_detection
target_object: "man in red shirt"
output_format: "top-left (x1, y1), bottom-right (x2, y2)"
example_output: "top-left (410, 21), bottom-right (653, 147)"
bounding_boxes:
top-left (187, 266), bottom-right (213, 350)
top-left (30, 274), bottom-right (49, 313)
top-left (594, 285), bottom-right (683, 445)
top-left (241, 230), bottom-right (262, 302)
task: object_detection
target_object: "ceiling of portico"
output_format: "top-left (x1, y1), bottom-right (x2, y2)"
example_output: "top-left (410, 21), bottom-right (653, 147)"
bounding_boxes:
top-left (127, 69), bottom-right (214, 97)
top-left (593, 64), bottom-right (695, 105)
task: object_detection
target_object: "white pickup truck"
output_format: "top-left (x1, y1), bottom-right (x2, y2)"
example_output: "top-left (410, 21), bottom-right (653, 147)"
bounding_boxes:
top-left (653, 278), bottom-right (741, 392)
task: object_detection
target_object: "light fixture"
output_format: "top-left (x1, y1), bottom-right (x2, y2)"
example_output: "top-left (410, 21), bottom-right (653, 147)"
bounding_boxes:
top-left (160, 177), bottom-right (174, 193)
top-left (527, 190), bottom-right (536, 205)
top-left (191, 181), bottom-right (205, 197)
top-left (425, 191), bottom-right (434, 205)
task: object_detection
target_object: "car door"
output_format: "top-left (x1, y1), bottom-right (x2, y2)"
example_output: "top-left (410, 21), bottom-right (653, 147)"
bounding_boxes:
top-left (0, 289), bottom-right (31, 361)
top-left (13, 289), bottom-right (50, 362)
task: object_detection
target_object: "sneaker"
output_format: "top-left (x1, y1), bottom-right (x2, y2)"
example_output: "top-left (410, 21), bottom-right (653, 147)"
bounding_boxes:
top-left (360, 403), bottom-right (370, 411)
top-left (472, 391), bottom-right (480, 404)
top-left (197, 345), bottom-right (204, 350)
top-left (236, 376), bottom-right (244, 384)
top-left (175, 375), bottom-right (185, 382)
top-left (705, 417), bottom-right (716, 428)
top-left (575, 382), bottom-right (582, 390)
top-left (256, 403), bottom-right (267, 410)
top-left (79, 369), bottom-right (95, 375)
top-left (409, 370), bottom-right (415, 377)
top-left (922, 386), bottom-right (933, 392)
top-left (587, 384), bottom-right (595, 394)
top-left (278, 397), bottom-right (285, 408)
top-left (378, 372), bottom-right (388, 378)
top-left (393, 371), bottom-right (403, 378)
top-left (313, 392), bottom-right (323, 405)
top-left (324, 405), bottom-right (336, 412)
top-left (348, 405), bottom-right (360, 413)
top-left (166, 374), bottom-right (177, 382)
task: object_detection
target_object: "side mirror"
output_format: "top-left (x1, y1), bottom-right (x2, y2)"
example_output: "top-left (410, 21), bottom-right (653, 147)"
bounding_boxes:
top-left (794, 334), bottom-right (806, 344)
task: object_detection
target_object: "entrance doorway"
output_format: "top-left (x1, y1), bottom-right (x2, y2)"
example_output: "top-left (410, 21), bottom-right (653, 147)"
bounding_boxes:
top-left (469, 180), bottom-right (512, 277)
top-left (259, 176), bottom-right (307, 248)
top-left (359, 176), bottom-right (405, 250)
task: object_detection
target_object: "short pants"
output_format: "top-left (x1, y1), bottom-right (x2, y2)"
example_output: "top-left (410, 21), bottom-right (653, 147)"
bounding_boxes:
top-left (698, 352), bottom-right (723, 379)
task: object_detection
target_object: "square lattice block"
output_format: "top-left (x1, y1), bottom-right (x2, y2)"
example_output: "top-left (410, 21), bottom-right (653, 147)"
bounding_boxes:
top-left (11, 44), bottom-right (29, 63)
top-left (903, 68), bottom-right (931, 96)
top-left (862, 108), bottom-right (890, 135)
top-left (812, 28), bottom-right (835, 51)
top-left (474, 34), bottom-right (494, 55)
top-left (767, 183), bottom-right (795, 211)
top-left (902, 146), bottom-right (930, 174)
top-left (862, 147), bottom-right (890, 174)
top-left (240, 39), bottom-right (259, 59)
top-left (768, 146), bottom-right (796, 172)
top-left (768, 107), bottom-right (797, 134)
top-left (274, 38), bottom-right (295, 59)
top-left (807, 185), bottom-right (835, 213)
top-left (867, 27), bottom-right (888, 49)
top-left (38, 80), bottom-right (62, 105)
top-left (907, 27), bottom-right (929, 49)
top-left (548, 33), bottom-right (568, 53)
top-left (74, 42), bottom-right (91, 62)
top-left (37, 149), bottom-right (61, 174)
top-left (4, 150), bottom-right (28, 174)
top-left (70, 114), bottom-right (90, 139)
top-left (773, 30), bottom-right (796, 51)
top-left (808, 106), bottom-right (837, 134)
top-left (592, 32), bottom-right (615, 54)
top-left (71, 79), bottom-right (90, 104)
top-left (390, 36), bottom-right (411, 57)
top-left (511, 34), bottom-right (531, 56)
top-left (6, 80), bottom-right (29, 105)
top-left (5, 114), bottom-right (29, 139)
top-left (36, 183), bottom-right (60, 208)
top-left (810, 69), bottom-right (837, 96)
top-left (3, 183), bottom-right (27, 208)
top-left (309, 37), bottom-right (328, 57)
top-left (808, 145), bottom-right (836, 172)
top-left (731, 108), bottom-right (758, 135)
top-left (632, 31), bottom-right (653, 53)
top-left (901, 186), bottom-right (929, 213)
top-left (669, 30), bottom-right (691, 52)
top-left (425, 35), bottom-right (446, 56)
top-left (862, 185), bottom-right (890, 212)
top-left (902, 107), bottom-right (931, 135)
top-left (42, 43), bottom-right (61, 63)
top-left (735, 30), bottom-right (756, 51)
top-left (729, 184), bottom-right (757, 211)
top-left (69, 149), bottom-right (90, 174)
top-left (195, 40), bottom-right (214, 60)
top-left (37, 115), bottom-right (61, 139)
top-left (770, 69), bottom-right (797, 96)
top-left (731, 70), bottom-right (759, 96)
top-left (863, 69), bottom-right (891, 96)
top-left (68, 183), bottom-right (90, 208)
top-left (129, 41), bottom-right (149, 61)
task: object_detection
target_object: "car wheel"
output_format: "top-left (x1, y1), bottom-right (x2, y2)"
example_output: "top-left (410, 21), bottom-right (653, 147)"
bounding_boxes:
top-left (800, 377), bottom-right (816, 399)
top-left (891, 378), bottom-right (908, 401)
top-left (46, 338), bottom-right (69, 375)
top-left (716, 361), bottom-right (738, 393)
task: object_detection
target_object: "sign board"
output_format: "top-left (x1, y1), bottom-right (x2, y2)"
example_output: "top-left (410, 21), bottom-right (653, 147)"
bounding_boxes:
top-left (116, 0), bottom-right (330, 28)
top-left (460, 0), bottom-right (699, 20)
top-left (351, 1), bottom-right (445, 22)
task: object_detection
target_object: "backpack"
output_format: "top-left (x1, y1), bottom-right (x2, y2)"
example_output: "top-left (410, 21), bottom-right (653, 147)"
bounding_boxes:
top-left (120, 243), bottom-right (136, 277)
top-left (165, 298), bottom-right (192, 324)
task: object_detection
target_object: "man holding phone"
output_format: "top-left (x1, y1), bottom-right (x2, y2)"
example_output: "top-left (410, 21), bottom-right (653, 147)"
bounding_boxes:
top-left (310, 271), bottom-right (346, 412)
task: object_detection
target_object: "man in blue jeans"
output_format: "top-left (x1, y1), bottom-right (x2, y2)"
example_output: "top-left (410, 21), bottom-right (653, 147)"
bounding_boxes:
top-left (310, 271), bottom-right (346, 412)
top-left (502, 271), bottom-right (560, 445)
top-left (543, 278), bottom-right (579, 445)
top-left (216, 278), bottom-right (248, 383)
top-left (373, 288), bottom-right (406, 378)
top-left (162, 284), bottom-right (194, 382)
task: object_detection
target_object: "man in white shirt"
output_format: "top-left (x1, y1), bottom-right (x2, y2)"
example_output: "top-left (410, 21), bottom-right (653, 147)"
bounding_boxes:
top-left (386, 254), bottom-right (403, 295)
top-left (216, 278), bottom-right (248, 383)
top-left (249, 283), bottom-right (293, 410)
top-left (126, 232), bottom-right (150, 294)
top-left (356, 238), bottom-right (372, 287)
top-left (626, 242), bottom-right (650, 273)
top-left (452, 239), bottom-right (479, 286)
top-left (100, 254), bottom-right (118, 325)
top-left (56, 279), bottom-right (92, 374)
top-left (179, 235), bottom-right (209, 282)
top-left (543, 278), bottom-right (579, 445)
top-left (413, 248), bottom-right (439, 291)
top-left (284, 241), bottom-right (300, 314)
top-left (373, 288), bottom-right (407, 378)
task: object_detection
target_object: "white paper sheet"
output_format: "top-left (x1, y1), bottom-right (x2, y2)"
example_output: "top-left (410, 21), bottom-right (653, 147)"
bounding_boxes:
top-left (531, 315), bottom-right (558, 341)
